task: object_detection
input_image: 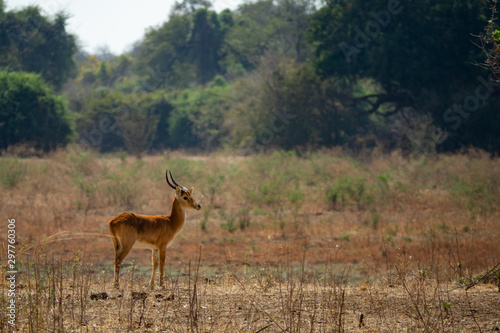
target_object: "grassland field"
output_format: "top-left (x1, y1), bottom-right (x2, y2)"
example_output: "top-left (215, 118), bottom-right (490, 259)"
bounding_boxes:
top-left (0, 148), bottom-right (499, 332)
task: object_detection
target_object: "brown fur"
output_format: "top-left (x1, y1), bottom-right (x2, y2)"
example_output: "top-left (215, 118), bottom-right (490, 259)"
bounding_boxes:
top-left (109, 185), bottom-right (200, 287)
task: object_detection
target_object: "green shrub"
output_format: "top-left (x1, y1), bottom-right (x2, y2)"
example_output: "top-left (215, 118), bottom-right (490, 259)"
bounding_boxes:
top-left (326, 176), bottom-right (374, 210)
top-left (376, 172), bottom-right (394, 191)
top-left (287, 188), bottom-right (305, 205)
top-left (74, 172), bottom-right (97, 197)
top-left (435, 222), bottom-right (450, 234)
top-left (0, 71), bottom-right (74, 151)
top-left (199, 206), bottom-right (212, 232)
top-left (243, 151), bottom-right (302, 208)
top-left (103, 173), bottom-right (142, 209)
top-left (219, 209), bottom-right (237, 233)
top-left (340, 233), bottom-right (351, 241)
top-left (206, 172), bottom-right (226, 207)
top-left (67, 151), bottom-right (97, 176)
top-left (0, 157), bottom-right (26, 188)
top-left (450, 176), bottom-right (497, 217)
top-left (237, 208), bottom-right (251, 230)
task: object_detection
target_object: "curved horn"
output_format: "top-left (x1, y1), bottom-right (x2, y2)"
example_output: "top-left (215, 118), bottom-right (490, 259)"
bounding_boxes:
top-left (169, 171), bottom-right (181, 188)
top-left (166, 170), bottom-right (176, 189)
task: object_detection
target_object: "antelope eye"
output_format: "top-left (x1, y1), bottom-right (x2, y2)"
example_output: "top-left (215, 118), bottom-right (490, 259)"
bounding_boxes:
top-left (183, 196), bottom-right (188, 200)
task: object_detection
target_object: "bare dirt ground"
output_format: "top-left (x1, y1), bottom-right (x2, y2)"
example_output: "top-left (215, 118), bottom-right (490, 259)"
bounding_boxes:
top-left (6, 259), bottom-right (500, 332)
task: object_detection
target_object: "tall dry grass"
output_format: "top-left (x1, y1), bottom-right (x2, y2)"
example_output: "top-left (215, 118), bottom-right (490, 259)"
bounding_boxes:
top-left (1, 147), bottom-right (499, 331)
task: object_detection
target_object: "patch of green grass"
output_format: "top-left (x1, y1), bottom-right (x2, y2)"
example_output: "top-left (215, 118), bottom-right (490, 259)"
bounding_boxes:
top-left (199, 205), bottom-right (212, 232)
top-left (165, 156), bottom-right (206, 180)
top-left (0, 157), bottom-right (26, 189)
top-left (287, 187), bottom-right (305, 206)
top-left (244, 151), bottom-right (302, 207)
top-left (386, 225), bottom-right (399, 237)
top-left (449, 176), bottom-right (497, 217)
top-left (237, 208), bottom-right (251, 230)
top-left (371, 213), bottom-right (380, 229)
top-left (219, 209), bottom-right (237, 233)
top-left (205, 171), bottom-right (226, 206)
top-left (103, 172), bottom-right (142, 209)
top-left (67, 150), bottom-right (97, 176)
top-left (436, 222), bottom-right (450, 234)
top-left (377, 172), bottom-right (393, 191)
top-left (74, 171), bottom-right (98, 197)
top-left (339, 233), bottom-right (351, 242)
top-left (326, 176), bottom-right (374, 210)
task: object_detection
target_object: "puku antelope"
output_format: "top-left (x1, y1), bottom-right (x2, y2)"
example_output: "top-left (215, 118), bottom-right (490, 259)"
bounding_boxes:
top-left (108, 170), bottom-right (201, 287)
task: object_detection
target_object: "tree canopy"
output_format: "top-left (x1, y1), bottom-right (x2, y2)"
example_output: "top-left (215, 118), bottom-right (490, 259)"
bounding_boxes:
top-left (0, 71), bottom-right (74, 151)
top-left (1, 0), bottom-right (500, 155)
top-left (0, 5), bottom-right (76, 89)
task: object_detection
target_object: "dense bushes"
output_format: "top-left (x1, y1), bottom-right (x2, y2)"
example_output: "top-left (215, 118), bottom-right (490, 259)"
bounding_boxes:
top-left (2, 1), bottom-right (500, 155)
top-left (0, 71), bottom-right (74, 151)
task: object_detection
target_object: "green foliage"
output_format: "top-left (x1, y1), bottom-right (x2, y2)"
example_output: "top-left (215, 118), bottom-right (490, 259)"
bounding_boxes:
top-left (326, 176), bottom-right (374, 210)
top-left (0, 7), bottom-right (76, 88)
top-left (164, 157), bottom-right (205, 180)
top-left (168, 105), bottom-right (199, 149)
top-left (339, 233), bottom-right (351, 242)
top-left (102, 163), bottom-right (144, 209)
top-left (205, 171), bottom-right (226, 207)
top-left (189, 8), bottom-right (225, 84)
top-left (308, 0), bottom-right (500, 153)
top-left (0, 157), bottom-right (26, 188)
top-left (103, 174), bottom-right (140, 209)
top-left (219, 209), bottom-right (237, 233)
top-left (137, 13), bottom-right (193, 88)
top-left (386, 225), bottom-right (399, 238)
top-left (199, 206), bottom-right (212, 232)
top-left (369, 213), bottom-right (380, 230)
top-left (435, 222), bottom-right (450, 234)
top-left (137, 6), bottom-right (231, 86)
top-left (172, 0), bottom-right (212, 15)
top-left (450, 176), bottom-right (497, 217)
top-left (67, 150), bottom-right (97, 176)
top-left (377, 173), bottom-right (393, 191)
top-left (3, 0), bottom-right (499, 155)
top-left (136, 0), bottom-right (312, 86)
top-left (493, 29), bottom-right (500, 42)
top-left (442, 301), bottom-right (452, 313)
top-left (230, 53), bottom-right (394, 152)
top-left (77, 88), bottom-right (170, 154)
top-left (0, 71), bottom-right (74, 151)
top-left (170, 78), bottom-right (233, 150)
top-left (224, 0), bottom-right (312, 70)
top-left (243, 151), bottom-right (300, 207)
top-left (287, 187), bottom-right (305, 205)
top-left (73, 171), bottom-right (97, 197)
top-left (73, 54), bottom-right (134, 92)
top-left (237, 208), bottom-right (251, 230)
top-left (309, 0), bottom-right (484, 92)
top-left (114, 93), bottom-right (160, 157)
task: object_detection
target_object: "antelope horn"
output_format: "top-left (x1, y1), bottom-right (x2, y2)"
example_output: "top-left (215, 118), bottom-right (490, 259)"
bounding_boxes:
top-left (169, 171), bottom-right (182, 188)
top-left (166, 170), bottom-right (176, 189)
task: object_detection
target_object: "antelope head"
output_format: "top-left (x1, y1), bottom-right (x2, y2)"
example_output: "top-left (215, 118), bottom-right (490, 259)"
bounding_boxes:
top-left (166, 170), bottom-right (201, 211)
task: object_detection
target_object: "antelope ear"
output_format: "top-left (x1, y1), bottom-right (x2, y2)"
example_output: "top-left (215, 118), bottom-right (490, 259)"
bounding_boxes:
top-left (189, 187), bottom-right (194, 194)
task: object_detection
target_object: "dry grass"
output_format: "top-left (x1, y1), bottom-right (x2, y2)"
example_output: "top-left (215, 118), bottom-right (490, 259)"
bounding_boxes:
top-left (1, 148), bottom-right (499, 331)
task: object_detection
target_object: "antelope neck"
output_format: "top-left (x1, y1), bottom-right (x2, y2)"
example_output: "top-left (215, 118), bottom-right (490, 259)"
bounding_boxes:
top-left (169, 197), bottom-right (186, 230)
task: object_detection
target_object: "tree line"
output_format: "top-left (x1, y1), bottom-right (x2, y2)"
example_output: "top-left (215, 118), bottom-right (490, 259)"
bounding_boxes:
top-left (1, 0), bottom-right (499, 156)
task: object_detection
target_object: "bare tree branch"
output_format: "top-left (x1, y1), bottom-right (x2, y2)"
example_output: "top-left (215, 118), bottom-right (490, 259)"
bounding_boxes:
top-left (473, 0), bottom-right (500, 81)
